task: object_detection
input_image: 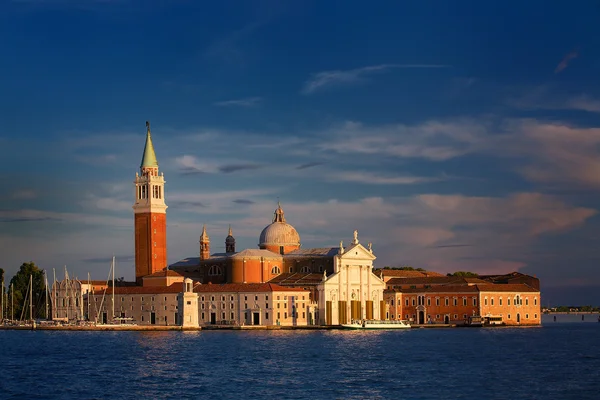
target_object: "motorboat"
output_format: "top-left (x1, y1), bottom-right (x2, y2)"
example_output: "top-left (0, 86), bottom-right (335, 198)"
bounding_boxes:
top-left (341, 319), bottom-right (411, 329)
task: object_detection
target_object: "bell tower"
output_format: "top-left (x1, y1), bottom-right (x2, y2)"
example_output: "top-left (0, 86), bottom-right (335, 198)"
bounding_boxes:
top-left (199, 225), bottom-right (210, 260)
top-left (133, 121), bottom-right (168, 283)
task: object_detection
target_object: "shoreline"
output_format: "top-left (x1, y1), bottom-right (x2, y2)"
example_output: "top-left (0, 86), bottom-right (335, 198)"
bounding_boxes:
top-left (0, 323), bottom-right (542, 332)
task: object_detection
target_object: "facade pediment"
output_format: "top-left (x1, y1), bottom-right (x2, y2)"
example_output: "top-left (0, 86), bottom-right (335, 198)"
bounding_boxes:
top-left (339, 243), bottom-right (376, 261)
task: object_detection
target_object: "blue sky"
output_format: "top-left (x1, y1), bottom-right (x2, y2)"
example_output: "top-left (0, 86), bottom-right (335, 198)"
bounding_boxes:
top-left (1, 0), bottom-right (600, 304)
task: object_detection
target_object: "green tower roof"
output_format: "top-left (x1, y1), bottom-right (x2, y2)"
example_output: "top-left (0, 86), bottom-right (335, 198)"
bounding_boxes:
top-left (140, 121), bottom-right (159, 169)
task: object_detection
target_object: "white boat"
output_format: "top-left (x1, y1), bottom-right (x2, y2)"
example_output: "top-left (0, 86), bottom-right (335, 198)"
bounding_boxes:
top-left (341, 319), bottom-right (411, 329)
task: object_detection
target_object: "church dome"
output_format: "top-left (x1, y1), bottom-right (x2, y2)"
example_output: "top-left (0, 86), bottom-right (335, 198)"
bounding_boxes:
top-left (259, 203), bottom-right (301, 249)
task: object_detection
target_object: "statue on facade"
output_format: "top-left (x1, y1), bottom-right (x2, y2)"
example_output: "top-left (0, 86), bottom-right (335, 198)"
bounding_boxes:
top-left (353, 230), bottom-right (358, 244)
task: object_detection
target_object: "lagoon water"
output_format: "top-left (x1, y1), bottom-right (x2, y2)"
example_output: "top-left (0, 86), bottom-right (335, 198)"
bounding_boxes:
top-left (1, 322), bottom-right (599, 399)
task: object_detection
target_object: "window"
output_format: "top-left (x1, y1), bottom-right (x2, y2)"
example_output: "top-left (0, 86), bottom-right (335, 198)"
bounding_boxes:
top-left (164, 297), bottom-right (167, 301)
top-left (534, 314), bottom-right (538, 318)
top-left (231, 312), bottom-right (234, 319)
top-left (453, 298), bottom-right (457, 306)
top-left (266, 303), bottom-right (269, 308)
top-left (277, 312), bottom-right (281, 320)
top-left (271, 266), bottom-right (281, 274)
top-left (499, 298), bottom-right (503, 306)
top-left (473, 298), bottom-right (477, 306)
top-left (534, 298), bottom-right (537, 306)
top-left (289, 267), bottom-right (293, 273)
top-left (405, 299), bottom-right (409, 306)
top-left (201, 296), bottom-right (205, 301)
top-left (463, 298), bottom-right (467, 306)
top-left (245, 296), bottom-right (247, 301)
top-left (266, 312), bottom-right (269, 319)
top-left (208, 265), bottom-right (222, 276)
top-left (266, 295), bottom-right (269, 301)
top-left (277, 303), bottom-right (280, 309)
top-left (284, 312), bottom-right (288, 319)
top-left (255, 295), bottom-right (258, 301)
top-left (201, 304), bottom-right (205, 309)
top-left (463, 314), bottom-right (467, 319)
top-left (391, 300), bottom-right (394, 306)
top-left (436, 298), bottom-right (440, 306)
top-left (454, 314), bottom-right (458, 319)
top-left (319, 266), bottom-right (323, 272)
top-left (164, 306), bottom-right (167, 311)
top-left (211, 296), bottom-right (215, 301)
top-left (302, 312), bottom-right (305, 318)
top-left (507, 298), bottom-right (511, 306)
top-left (277, 296), bottom-right (280, 300)
top-left (201, 312), bottom-right (205, 320)
top-left (222, 296), bottom-right (225, 301)
top-left (526, 314), bottom-right (529, 319)
top-left (508, 314), bottom-right (511, 319)
top-left (525, 298), bottom-right (529, 306)
top-left (484, 298), bottom-right (488, 306)
top-left (230, 303), bottom-right (234, 309)
top-left (445, 298), bottom-right (449, 306)
top-left (222, 312), bottom-right (225, 319)
top-left (491, 298), bottom-right (494, 306)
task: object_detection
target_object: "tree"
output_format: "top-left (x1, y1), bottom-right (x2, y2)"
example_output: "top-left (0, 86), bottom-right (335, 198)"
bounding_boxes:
top-left (382, 266), bottom-right (426, 271)
top-left (447, 271), bottom-right (479, 277)
top-left (8, 262), bottom-right (47, 320)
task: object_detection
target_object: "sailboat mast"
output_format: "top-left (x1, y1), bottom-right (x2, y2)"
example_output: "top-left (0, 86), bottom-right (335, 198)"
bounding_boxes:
top-left (1, 280), bottom-right (4, 322)
top-left (11, 283), bottom-right (14, 320)
top-left (44, 271), bottom-right (49, 320)
top-left (53, 268), bottom-right (56, 320)
top-left (29, 275), bottom-right (33, 322)
top-left (112, 256), bottom-right (115, 321)
top-left (65, 266), bottom-right (69, 321)
top-left (87, 272), bottom-right (90, 321)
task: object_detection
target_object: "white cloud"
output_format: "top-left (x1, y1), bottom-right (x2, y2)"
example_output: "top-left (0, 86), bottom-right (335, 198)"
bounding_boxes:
top-left (301, 64), bottom-right (449, 94)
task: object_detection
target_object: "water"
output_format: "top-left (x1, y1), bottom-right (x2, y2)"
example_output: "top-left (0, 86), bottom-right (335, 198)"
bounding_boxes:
top-left (1, 324), bottom-right (599, 399)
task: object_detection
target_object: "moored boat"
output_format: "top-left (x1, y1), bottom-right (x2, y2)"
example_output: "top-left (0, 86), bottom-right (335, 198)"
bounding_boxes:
top-left (341, 319), bottom-right (411, 329)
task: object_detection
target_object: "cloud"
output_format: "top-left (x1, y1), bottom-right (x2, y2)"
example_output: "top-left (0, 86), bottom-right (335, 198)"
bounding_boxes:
top-left (11, 190), bottom-right (37, 200)
top-left (214, 97), bottom-right (262, 107)
top-left (555, 48), bottom-right (579, 73)
top-left (232, 199), bottom-right (255, 205)
top-left (81, 255), bottom-right (135, 264)
top-left (301, 64), bottom-right (449, 94)
top-left (509, 85), bottom-right (600, 114)
top-left (174, 155), bottom-right (262, 175)
top-left (219, 164), bottom-right (262, 173)
top-left (318, 119), bottom-right (486, 161)
top-left (331, 171), bottom-right (440, 185)
top-left (296, 161), bottom-right (325, 170)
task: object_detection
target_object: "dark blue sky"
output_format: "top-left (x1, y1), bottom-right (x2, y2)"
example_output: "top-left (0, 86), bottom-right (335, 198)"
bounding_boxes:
top-left (1, 0), bottom-right (600, 304)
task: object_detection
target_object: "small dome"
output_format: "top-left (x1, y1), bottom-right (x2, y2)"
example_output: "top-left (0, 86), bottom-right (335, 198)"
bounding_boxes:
top-left (258, 202), bottom-right (301, 248)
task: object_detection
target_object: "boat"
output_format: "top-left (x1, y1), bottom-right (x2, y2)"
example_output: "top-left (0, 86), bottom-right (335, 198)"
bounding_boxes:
top-left (341, 319), bottom-right (411, 329)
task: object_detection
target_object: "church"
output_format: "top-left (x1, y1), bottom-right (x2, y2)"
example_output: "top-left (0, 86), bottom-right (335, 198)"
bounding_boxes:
top-left (132, 122), bottom-right (385, 326)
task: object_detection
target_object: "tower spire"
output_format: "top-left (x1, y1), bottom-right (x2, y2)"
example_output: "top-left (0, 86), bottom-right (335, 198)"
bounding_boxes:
top-left (200, 224), bottom-right (210, 260)
top-left (141, 121), bottom-right (159, 172)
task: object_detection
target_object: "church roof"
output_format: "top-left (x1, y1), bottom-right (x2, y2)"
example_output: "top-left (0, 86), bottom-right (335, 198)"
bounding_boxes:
top-left (144, 270), bottom-right (183, 278)
top-left (140, 121), bottom-right (159, 169)
top-left (268, 273), bottom-right (324, 286)
top-left (230, 249), bottom-right (280, 258)
top-left (285, 247), bottom-right (339, 257)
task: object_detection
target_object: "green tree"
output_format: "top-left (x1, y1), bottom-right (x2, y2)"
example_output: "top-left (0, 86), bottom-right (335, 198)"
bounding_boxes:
top-left (8, 262), bottom-right (47, 320)
top-left (447, 271), bottom-right (479, 277)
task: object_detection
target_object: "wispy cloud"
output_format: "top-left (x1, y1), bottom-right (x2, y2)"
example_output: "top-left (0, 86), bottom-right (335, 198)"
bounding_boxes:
top-left (175, 155), bottom-right (262, 175)
top-left (232, 199), bottom-right (255, 205)
top-left (301, 64), bottom-right (449, 94)
top-left (214, 97), bottom-right (262, 107)
top-left (555, 48), bottom-right (579, 73)
top-left (296, 161), bottom-right (325, 170)
top-left (11, 189), bottom-right (37, 200)
top-left (332, 171), bottom-right (440, 185)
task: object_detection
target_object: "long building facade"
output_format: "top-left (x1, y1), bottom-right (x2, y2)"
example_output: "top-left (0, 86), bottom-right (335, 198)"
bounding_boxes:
top-left (51, 122), bottom-right (542, 328)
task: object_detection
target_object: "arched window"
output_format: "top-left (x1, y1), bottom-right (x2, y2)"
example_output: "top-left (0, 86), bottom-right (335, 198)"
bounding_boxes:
top-left (208, 265), bottom-right (222, 276)
top-left (271, 266), bottom-right (281, 275)
top-left (301, 266), bottom-right (311, 273)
